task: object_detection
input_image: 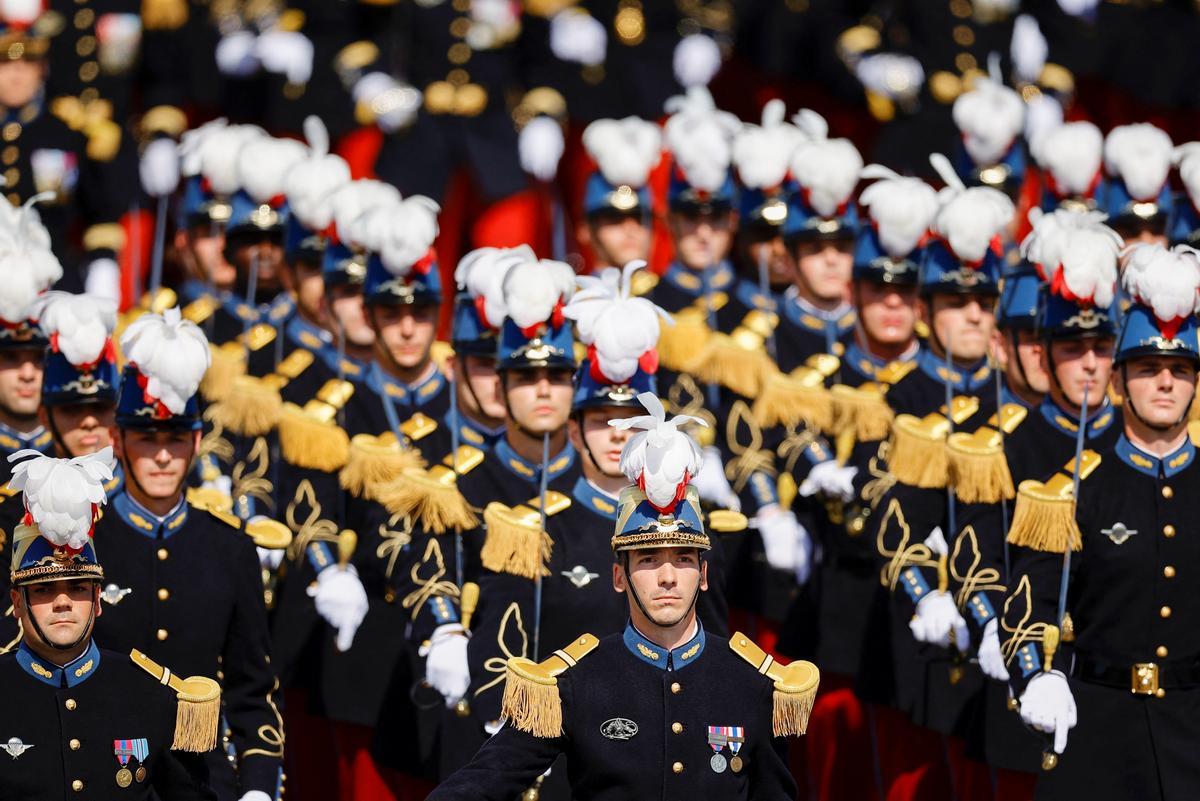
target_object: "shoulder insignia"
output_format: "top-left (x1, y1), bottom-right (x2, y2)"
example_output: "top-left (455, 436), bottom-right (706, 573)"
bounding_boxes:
top-left (529, 490), bottom-right (571, 517)
top-left (186, 486), bottom-right (233, 516)
top-left (875, 359), bottom-right (917, 386)
top-left (275, 348), bottom-right (315, 381)
top-left (441, 445), bottom-right (484, 475)
top-left (480, 494), bottom-right (569, 580)
top-left (630, 268), bottom-right (659, 297)
top-left (805, 352), bottom-right (841, 379)
top-left (182, 296), bottom-right (218, 326)
top-left (1189, 419), bottom-right (1200, 447)
top-left (945, 403), bottom-right (1028, 504)
top-left (888, 412), bottom-right (951, 489)
top-left (340, 433), bottom-right (424, 500)
top-left (241, 323), bottom-right (277, 352)
top-left (400, 412), bottom-right (438, 442)
top-left (501, 633), bottom-right (599, 738)
top-left (946, 395), bottom-right (980, 425)
top-left (244, 518), bottom-right (292, 550)
top-left (728, 632), bottom-right (820, 737)
top-left (378, 461), bottom-right (480, 535)
top-left (130, 649), bottom-right (221, 752)
top-left (994, 403), bottom-right (1028, 434)
top-left (707, 509), bottom-right (748, 532)
top-left (1006, 450), bottom-right (1100, 553)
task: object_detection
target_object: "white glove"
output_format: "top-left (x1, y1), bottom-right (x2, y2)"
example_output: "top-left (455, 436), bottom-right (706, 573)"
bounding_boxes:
top-left (307, 565), bottom-right (369, 652)
top-left (424, 624), bottom-right (471, 707)
top-left (978, 618), bottom-right (1009, 682)
top-left (799, 460), bottom-right (857, 502)
top-left (83, 258), bottom-right (121, 304)
top-left (239, 792), bottom-right (272, 801)
top-left (692, 446), bottom-right (741, 511)
top-left (353, 71), bottom-right (421, 134)
top-left (673, 34), bottom-right (722, 88)
top-left (256, 546), bottom-right (284, 571)
top-left (201, 474), bottom-right (234, 498)
top-left (755, 506), bottom-right (813, 584)
top-left (1019, 671), bottom-right (1077, 754)
top-left (256, 29), bottom-right (314, 85)
top-left (1010, 14), bottom-right (1048, 84)
top-left (549, 8), bottom-right (607, 66)
top-left (140, 137), bottom-right (180, 197)
top-left (215, 30), bottom-right (260, 77)
top-left (518, 116), bottom-right (565, 182)
top-left (910, 591), bottom-right (969, 650)
top-left (855, 53), bottom-right (924, 101)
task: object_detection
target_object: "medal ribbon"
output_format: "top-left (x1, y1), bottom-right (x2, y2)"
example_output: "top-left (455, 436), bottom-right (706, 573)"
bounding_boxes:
top-left (113, 739), bottom-right (132, 767)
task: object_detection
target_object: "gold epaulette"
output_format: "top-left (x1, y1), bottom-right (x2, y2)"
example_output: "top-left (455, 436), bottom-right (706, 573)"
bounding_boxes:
top-left (244, 518), bottom-right (293, 551)
top-left (875, 359), bottom-right (917, 387)
top-left (340, 432), bottom-right (426, 500)
top-left (830, 382), bottom-right (893, 444)
top-left (657, 307), bottom-right (714, 374)
top-left (200, 342), bottom-right (247, 403)
top-left (400, 412), bottom-right (439, 442)
top-left (887, 395), bottom-right (981, 488)
top-left (240, 323), bottom-right (277, 352)
top-left (728, 632), bottom-right (820, 737)
top-left (501, 633), bottom-right (599, 738)
top-left (278, 378), bottom-right (354, 471)
top-left (186, 486), bottom-right (234, 519)
top-left (130, 650), bottom-right (221, 753)
top-left (377, 446), bottom-right (486, 535)
top-left (630, 269), bottom-right (660, 297)
top-left (752, 367), bottom-right (831, 431)
top-left (707, 509), bottom-right (749, 532)
top-left (1189, 419), bottom-right (1200, 446)
top-left (204, 374), bottom-right (283, 437)
top-left (946, 403), bottom-right (1027, 504)
top-left (182, 296), bottom-right (219, 326)
top-left (274, 348), bottom-right (315, 381)
top-left (1006, 450), bottom-right (1101, 553)
top-left (479, 491), bottom-right (570, 579)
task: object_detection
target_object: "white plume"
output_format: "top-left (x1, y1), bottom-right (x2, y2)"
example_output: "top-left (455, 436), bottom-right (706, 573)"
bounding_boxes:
top-left (8, 448), bottom-right (113, 551)
top-left (179, 118), bottom-right (228, 178)
top-left (199, 123), bottom-right (266, 196)
top-left (328, 179), bottom-right (402, 248)
top-left (455, 245), bottom-right (535, 329)
top-left (1, 0), bottom-right (45, 26)
top-left (664, 87), bottom-right (741, 192)
top-left (501, 258), bottom-right (577, 330)
top-left (611, 392), bottom-right (705, 509)
top-left (1174, 143), bottom-right (1200, 213)
top-left (1022, 210), bottom-right (1121, 306)
top-left (140, 138), bottom-right (181, 198)
top-left (953, 77), bottom-right (1025, 167)
top-left (732, 99), bottom-right (802, 190)
top-left (236, 136), bottom-right (308, 204)
top-left (564, 261), bottom-right (670, 382)
top-left (0, 195), bottom-right (63, 322)
top-left (31, 292), bottom-right (117, 366)
top-left (583, 117), bottom-right (663, 188)
top-left (789, 109), bottom-right (863, 217)
top-left (1122, 244), bottom-right (1200, 325)
top-left (1104, 123), bottom-right (1173, 201)
top-left (285, 116), bottom-right (353, 232)
top-left (1032, 121), bottom-right (1103, 196)
top-left (380, 196), bottom-right (441, 275)
top-left (858, 165), bottom-right (938, 257)
top-left (120, 307), bottom-right (211, 415)
top-left (929, 153), bottom-right (1014, 262)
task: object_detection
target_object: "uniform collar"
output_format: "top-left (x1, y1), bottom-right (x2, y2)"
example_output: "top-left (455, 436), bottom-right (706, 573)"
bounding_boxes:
top-left (916, 347), bottom-right (991, 394)
top-left (112, 491), bottom-right (188, 539)
top-left (1038, 397), bottom-right (1117, 440)
top-left (842, 340), bottom-right (917, 383)
top-left (17, 640), bottom-right (100, 688)
top-left (623, 620), bottom-right (706, 671)
top-left (495, 436), bottom-right (576, 482)
top-left (1115, 433), bottom-right (1195, 478)
top-left (447, 411), bottom-right (503, 450)
top-left (180, 279), bottom-right (224, 305)
top-left (734, 278), bottom-right (779, 313)
top-left (368, 361), bottom-right (446, 409)
top-left (782, 288), bottom-right (856, 334)
top-left (572, 476), bottom-right (619, 520)
top-left (317, 344), bottom-right (367, 383)
top-left (663, 261), bottom-right (734, 296)
top-left (222, 291), bottom-right (294, 327)
top-left (104, 465), bottom-right (124, 499)
top-left (0, 422), bottom-right (51, 454)
top-left (285, 314), bottom-right (333, 353)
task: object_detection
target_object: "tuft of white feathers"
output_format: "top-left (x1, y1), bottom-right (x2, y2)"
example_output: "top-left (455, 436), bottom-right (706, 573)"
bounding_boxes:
top-left (928, 154), bottom-right (1015, 263)
top-left (120, 308), bottom-right (211, 415)
top-left (789, 109), bottom-right (863, 217)
top-left (236, 136), bottom-right (309, 204)
top-left (1104, 123), bottom-right (1173, 201)
top-left (858, 165), bottom-right (938, 257)
top-left (455, 245), bottom-right (535, 329)
top-left (199, 123), bottom-right (266, 196)
top-left (1032, 121), bottom-right (1103, 196)
top-left (379, 196), bottom-right (441, 275)
top-left (610, 392), bottom-right (705, 509)
top-left (501, 258), bottom-right (577, 330)
top-left (0, 196), bottom-right (63, 323)
top-left (178, 118), bottom-right (228, 178)
top-left (1020, 210), bottom-right (1121, 306)
top-left (663, 88), bottom-right (741, 193)
top-left (31, 291), bottom-right (117, 366)
top-left (732, 99), bottom-right (802, 191)
top-left (8, 448), bottom-right (113, 551)
top-left (953, 77), bottom-right (1025, 167)
top-left (327, 179), bottom-right (403, 248)
top-left (285, 116), bottom-right (353, 232)
top-left (583, 117), bottom-right (663, 189)
top-left (1122, 244), bottom-right (1200, 324)
top-left (564, 261), bottom-right (671, 382)
top-left (1174, 143), bottom-right (1200, 214)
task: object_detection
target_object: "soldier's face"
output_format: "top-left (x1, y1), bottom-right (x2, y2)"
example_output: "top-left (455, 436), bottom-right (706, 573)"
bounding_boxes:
top-left (588, 214), bottom-right (651, 269)
top-left (737, 230), bottom-right (795, 288)
top-left (854, 280), bottom-right (918, 345)
top-left (793, 239), bottom-right (853, 304)
top-left (994, 328), bottom-right (1049, 395)
top-left (182, 228), bottom-right (237, 290)
top-left (453, 354), bottom-right (505, 422)
top-left (41, 402), bottom-right (115, 458)
top-left (1044, 336), bottom-right (1115, 411)
top-left (326, 284), bottom-right (375, 348)
top-left (615, 548), bottom-right (708, 628)
top-left (569, 407), bottom-right (637, 478)
top-left (925, 294), bottom-right (996, 363)
top-left (291, 264), bottom-right (328, 327)
top-left (13, 580), bottom-right (100, 651)
top-left (232, 237), bottom-right (285, 293)
top-left (502, 367), bottom-right (574, 435)
top-left (1115, 356), bottom-right (1198, 430)
top-left (0, 59), bottom-right (45, 110)
top-left (669, 211), bottom-right (735, 271)
top-left (370, 303), bottom-right (438, 371)
top-left (0, 348), bottom-right (42, 421)
top-left (114, 428), bottom-right (199, 502)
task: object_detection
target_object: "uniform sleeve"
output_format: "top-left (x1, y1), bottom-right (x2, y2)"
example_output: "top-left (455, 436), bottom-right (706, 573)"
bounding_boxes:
top-left (1001, 543), bottom-right (1069, 698)
top-left (873, 482), bottom-right (947, 615)
top-left (464, 570), bottom-right (537, 726)
top-left (949, 500), bottom-right (1009, 642)
top-left (427, 721), bottom-right (565, 800)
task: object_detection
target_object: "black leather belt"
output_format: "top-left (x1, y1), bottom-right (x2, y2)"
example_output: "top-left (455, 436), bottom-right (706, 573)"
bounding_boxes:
top-left (1072, 652), bottom-right (1200, 695)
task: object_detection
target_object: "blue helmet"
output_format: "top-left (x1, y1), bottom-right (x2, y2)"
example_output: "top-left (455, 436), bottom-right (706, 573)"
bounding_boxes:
top-left (996, 267), bottom-right (1042, 331)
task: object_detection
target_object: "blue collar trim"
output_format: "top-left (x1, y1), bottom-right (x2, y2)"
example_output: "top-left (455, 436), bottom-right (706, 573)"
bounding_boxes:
top-left (842, 341), bottom-right (914, 382)
top-left (1115, 433), bottom-right (1194, 478)
top-left (663, 261), bottom-right (734, 296)
top-left (495, 437), bottom-right (577, 483)
top-left (572, 476), bottom-right (619, 520)
top-left (221, 292), bottom-right (294, 327)
top-left (0, 422), bottom-right (51, 454)
top-left (734, 278), bottom-right (779, 313)
top-left (1038, 397), bottom-right (1117, 440)
top-left (367, 362), bottom-right (446, 409)
top-left (446, 411), bottom-right (504, 450)
top-left (285, 315), bottom-right (333, 353)
top-left (316, 345), bottom-right (367, 382)
top-left (781, 289), bottom-right (856, 336)
top-left (17, 640), bottom-right (101, 688)
top-left (916, 348), bottom-right (991, 393)
top-left (112, 492), bottom-right (188, 539)
top-left (622, 621), bottom-right (706, 671)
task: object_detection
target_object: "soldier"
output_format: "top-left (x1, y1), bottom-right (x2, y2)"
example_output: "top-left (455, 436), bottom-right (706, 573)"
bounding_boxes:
top-left (427, 391), bottom-right (816, 800)
top-left (0, 448), bottom-right (218, 800)
top-left (1100, 123), bottom-right (1173, 249)
top-left (993, 266), bottom-right (1049, 410)
top-left (576, 117), bottom-right (661, 271)
top-left (1003, 243), bottom-right (1200, 800)
top-left (92, 309), bottom-right (283, 801)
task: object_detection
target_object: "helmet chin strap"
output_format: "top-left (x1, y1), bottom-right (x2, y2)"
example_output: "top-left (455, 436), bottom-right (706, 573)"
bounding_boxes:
top-left (22, 583), bottom-right (98, 653)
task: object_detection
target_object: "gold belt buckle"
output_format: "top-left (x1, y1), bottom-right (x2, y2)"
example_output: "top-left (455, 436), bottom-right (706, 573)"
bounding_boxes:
top-left (1131, 662), bottom-right (1160, 696)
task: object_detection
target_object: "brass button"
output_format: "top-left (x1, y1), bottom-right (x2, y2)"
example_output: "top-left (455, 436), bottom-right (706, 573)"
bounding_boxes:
top-left (69, 738), bottom-right (80, 750)
top-left (672, 761), bottom-right (683, 774)
top-left (1162, 486), bottom-right (1174, 499)
top-left (670, 682), bottom-right (681, 694)
top-left (2, 122), bottom-right (19, 142)
top-left (79, 61), bottom-right (99, 83)
top-left (1164, 566), bottom-right (1176, 579)
top-left (74, 8), bottom-right (94, 27)
top-left (1160, 606), bottom-right (1172, 619)
top-left (72, 779), bottom-right (83, 792)
top-left (952, 24), bottom-right (975, 46)
top-left (452, 0), bottom-right (470, 10)
top-left (448, 43), bottom-right (471, 64)
top-left (65, 699), bottom-right (77, 710)
top-left (1155, 688), bottom-right (1166, 699)
top-left (2, 146), bottom-right (16, 164)
top-left (3, 168), bottom-right (17, 185)
top-left (6, 192), bottom-right (16, 205)
top-left (955, 52), bottom-right (976, 72)
top-left (447, 68), bottom-right (469, 86)
top-left (156, 628), bottom-right (169, 641)
top-left (76, 35), bottom-right (96, 56)
top-left (450, 17), bottom-right (470, 37)
top-left (1163, 525), bottom-right (1176, 538)
top-left (157, 548), bottom-right (169, 561)
top-left (157, 588), bottom-right (170, 601)
top-left (1157, 645), bottom-right (1169, 658)
top-left (671, 722), bottom-right (683, 734)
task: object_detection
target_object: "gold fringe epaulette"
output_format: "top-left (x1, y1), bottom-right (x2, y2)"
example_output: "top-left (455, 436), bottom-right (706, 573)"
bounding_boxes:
top-left (340, 433), bottom-right (426, 501)
top-left (205, 375), bottom-right (283, 437)
top-left (201, 342), bottom-right (247, 403)
top-left (728, 632), bottom-right (820, 737)
top-left (752, 367), bottom-right (832, 431)
top-left (887, 413), bottom-right (951, 488)
top-left (130, 650), bottom-right (221, 752)
top-left (377, 446), bottom-right (485, 534)
top-left (700, 334), bottom-right (775, 397)
top-left (830, 383), bottom-right (893, 442)
top-left (946, 404), bottom-right (1027, 503)
top-left (277, 378), bottom-right (356, 472)
top-left (657, 308), bottom-right (715, 374)
top-left (501, 634), bottom-right (599, 738)
top-left (480, 491), bottom-right (570, 579)
top-left (1006, 450), bottom-right (1100, 553)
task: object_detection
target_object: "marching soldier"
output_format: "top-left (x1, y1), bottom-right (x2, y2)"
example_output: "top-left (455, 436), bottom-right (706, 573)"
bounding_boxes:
top-left (1, 448), bottom-right (218, 800)
top-left (576, 116), bottom-right (661, 271)
top-left (1003, 243), bottom-right (1200, 800)
top-left (993, 266), bottom-right (1049, 410)
top-left (1101, 123), bottom-right (1173, 249)
top-left (428, 391), bottom-right (816, 800)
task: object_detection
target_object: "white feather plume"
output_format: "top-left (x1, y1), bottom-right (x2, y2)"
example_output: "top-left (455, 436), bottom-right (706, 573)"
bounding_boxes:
top-left (455, 245), bottom-right (535, 329)
top-left (8, 448), bottom-right (113, 551)
top-left (381, 196), bottom-right (441, 275)
top-left (1031, 121), bottom-right (1103, 196)
top-left (858, 165), bottom-right (938, 257)
top-left (663, 87), bottom-right (741, 192)
top-left (583, 117), bottom-right (663, 188)
top-left (610, 392), bottom-right (705, 509)
top-left (236, 136), bottom-right (308, 204)
top-left (928, 154), bottom-right (1014, 262)
top-left (1122, 244), bottom-right (1200, 325)
top-left (284, 116), bottom-right (353, 232)
top-left (120, 308), bottom-right (211, 415)
top-left (732, 99), bottom-right (802, 191)
top-left (789, 109), bottom-right (863, 217)
top-left (564, 261), bottom-right (670, 382)
top-left (199, 123), bottom-right (267, 196)
top-left (1021, 210), bottom-right (1121, 306)
top-left (31, 291), bottom-right (117, 366)
top-left (952, 77), bottom-right (1025, 166)
top-left (179, 118), bottom-right (228, 178)
top-left (328, 179), bottom-right (403, 248)
top-left (1175, 143), bottom-right (1200, 213)
top-left (501, 258), bottom-right (577, 330)
top-left (1104, 123), bottom-right (1173, 201)
top-left (0, 195), bottom-right (63, 323)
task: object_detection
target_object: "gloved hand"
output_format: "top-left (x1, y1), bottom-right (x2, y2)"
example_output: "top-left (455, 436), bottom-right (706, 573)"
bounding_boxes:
top-left (978, 618), bottom-right (1009, 682)
top-left (910, 591), bottom-right (969, 650)
top-left (755, 505), bottom-right (813, 584)
top-left (855, 53), bottom-right (924, 101)
top-left (549, 8), bottom-right (606, 66)
top-left (83, 258), bottom-right (121, 304)
top-left (256, 546), bottom-right (285, 571)
top-left (1019, 671), bottom-right (1077, 754)
top-left (256, 29), bottom-right (314, 85)
top-left (215, 30), bottom-right (260, 77)
top-left (692, 446), bottom-right (741, 511)
top-left (139, 137), bottom-right (180, 197)
top-left (353, 72), bottom-right (421, 133)
top-left (239, 792), bottom-right (272, 801)
top-left (518, 116), bottom-right (565, 182)
top-left (307, 565), bottom-right (369, 652)
top-left (799, 460), bottom-right (857, 502)
top-left (423, 624), bottom-right (470, 707)
top-left (673, 33), bottom-right (722, 88)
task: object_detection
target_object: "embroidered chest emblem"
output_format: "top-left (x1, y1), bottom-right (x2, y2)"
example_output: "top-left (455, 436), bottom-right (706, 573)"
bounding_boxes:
top-left (1, 738), bottom-right (33, 758)
top-left (600, 718), bottom-right (638, 740)
top-left (562, 565), bottom-right (599, 588)
top-left (1101, 522), bottom-right (1138, 546)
